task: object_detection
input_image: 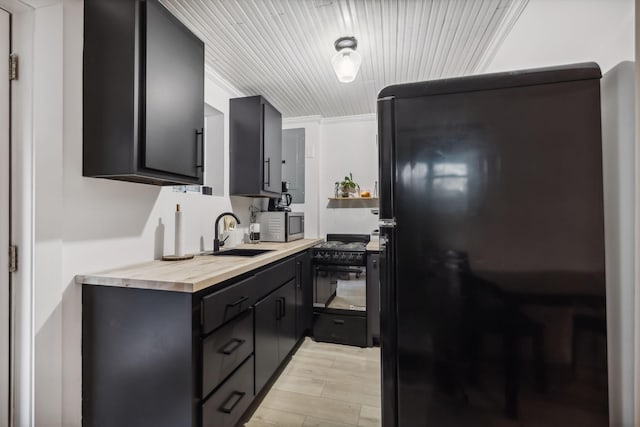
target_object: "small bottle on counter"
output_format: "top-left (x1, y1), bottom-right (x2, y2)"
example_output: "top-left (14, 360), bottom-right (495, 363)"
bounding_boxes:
top-left (249, 223), bottom-right (260, 244)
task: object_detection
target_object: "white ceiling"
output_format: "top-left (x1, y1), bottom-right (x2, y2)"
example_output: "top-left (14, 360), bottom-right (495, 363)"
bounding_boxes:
top-left (161, 0), bottom-right (529, 118)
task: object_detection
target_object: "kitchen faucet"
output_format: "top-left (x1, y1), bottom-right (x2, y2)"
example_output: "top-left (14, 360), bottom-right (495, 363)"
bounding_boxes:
top-left (213, 212), bottom-right (241, 253)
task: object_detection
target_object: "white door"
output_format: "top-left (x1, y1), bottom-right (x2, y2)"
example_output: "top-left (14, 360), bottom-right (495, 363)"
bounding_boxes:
top-left (0, 8), bottom-right (10, 427)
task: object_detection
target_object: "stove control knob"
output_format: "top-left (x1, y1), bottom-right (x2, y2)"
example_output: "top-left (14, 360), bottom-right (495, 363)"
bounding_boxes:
top-left (340, 254), bottom-right (347, 260)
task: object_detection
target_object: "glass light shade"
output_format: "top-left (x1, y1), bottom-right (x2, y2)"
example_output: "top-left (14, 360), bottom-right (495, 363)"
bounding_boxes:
top-left (331, 48), bottom-right (362, 83)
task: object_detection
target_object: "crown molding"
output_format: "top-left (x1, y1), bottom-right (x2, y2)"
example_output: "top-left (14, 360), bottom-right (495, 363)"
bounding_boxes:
top-left (0, 0), bottom-right (33, 12)
top-left (282, 115), bottom-right (323, 126)
top-left (283, 112), bottom-right (377, 127)
top-left (320, 113), bottom-right (376, 124)
top-left (204, 65), bottom-right (245, 98)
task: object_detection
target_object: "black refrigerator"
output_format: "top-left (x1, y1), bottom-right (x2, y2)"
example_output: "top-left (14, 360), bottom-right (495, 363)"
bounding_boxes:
top-left (377, 63), bottom-right (609, 427)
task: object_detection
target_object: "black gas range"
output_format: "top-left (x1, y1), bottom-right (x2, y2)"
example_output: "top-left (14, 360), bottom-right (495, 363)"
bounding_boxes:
top-left (311, 234), bottom-right (370, 266)
top-left (312, 234), bottom-right (371, 348)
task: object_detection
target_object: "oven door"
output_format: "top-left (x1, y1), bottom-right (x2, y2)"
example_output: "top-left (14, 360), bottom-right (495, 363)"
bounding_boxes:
top-left (313, 265), bottom-right (365, 309)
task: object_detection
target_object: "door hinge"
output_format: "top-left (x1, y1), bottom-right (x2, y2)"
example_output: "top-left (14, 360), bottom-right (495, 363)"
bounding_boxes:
top-left (9, 245), bottom-right (17, 273)
top-left (9, 54), bottom-right (18, 81)
top-left (9, 53), bottom-right (18, 80)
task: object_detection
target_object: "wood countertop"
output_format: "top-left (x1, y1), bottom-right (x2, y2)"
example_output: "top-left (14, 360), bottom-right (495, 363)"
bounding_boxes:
top-left (75, 239), bottom-right (323, 293)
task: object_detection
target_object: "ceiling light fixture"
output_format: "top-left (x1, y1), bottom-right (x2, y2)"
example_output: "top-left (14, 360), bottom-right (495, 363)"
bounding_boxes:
top-left (331, 36), bottom-right (361, 83)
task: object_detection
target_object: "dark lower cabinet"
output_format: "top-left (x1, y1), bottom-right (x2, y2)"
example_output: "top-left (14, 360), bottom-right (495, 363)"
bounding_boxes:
top-left (201, 275), bottom-right (259, 335)
top-left (254, 291), bottom-right (280, 395)
top-left (202, 355), bottom-right (254, 427)
top-left (202, 309), bottom-right (254, 398)
top-left (82, 286), bottom-right (196, 427)
top-left (314, 311), bottom-right (367, 348)
top-left (295, 251), bottom-right (312, 339)
top-left (254, 279), bottom-right (297, 394)
top-left (279, 280), bottom-right (298, 360)
top-left (82, 252), bottom-right (308, 427)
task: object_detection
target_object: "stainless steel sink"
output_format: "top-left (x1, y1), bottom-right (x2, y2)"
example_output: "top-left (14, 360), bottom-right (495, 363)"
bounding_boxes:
top-left (207, 248), bottom-right (274, 257)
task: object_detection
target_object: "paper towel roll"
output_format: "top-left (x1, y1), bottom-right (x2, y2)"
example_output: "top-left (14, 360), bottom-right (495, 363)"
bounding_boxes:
top-left (175, 204), bottom-right (183, 256)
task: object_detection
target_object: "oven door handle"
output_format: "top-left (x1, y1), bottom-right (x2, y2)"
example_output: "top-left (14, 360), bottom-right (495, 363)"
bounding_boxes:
top-left (314, 266), bottom-right (363, 274)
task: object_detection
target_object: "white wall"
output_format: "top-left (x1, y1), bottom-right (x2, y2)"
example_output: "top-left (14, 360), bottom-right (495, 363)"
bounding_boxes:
top-left (635, 2), bottom-right (640, 424)
top-left (484, 0), bottom-right (634, 74)
top-left (8, 4), bottom-right (35, 425)
top-left (283, 117), bottom-right (322, 238)
top-left (33, 4), bottom-right (63, 425)
top-left (486, 2), bottom-right (636, 424)
top-left (602, 61), bottom-right (636, 427)
top-left (318, 115), bottom-right (379, 238)
top-left (24, 0), bottom-right (636, 424)
top-left (28, 1), bottom-right (256, 425)
top-left (284, 114), bottom-right (379, 239)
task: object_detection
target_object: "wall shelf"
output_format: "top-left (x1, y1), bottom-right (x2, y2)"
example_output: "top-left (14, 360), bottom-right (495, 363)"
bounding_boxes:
top-left (326, 197), bottom-right (379, 209)
top-left (327, 197), bottom-right (379, 201)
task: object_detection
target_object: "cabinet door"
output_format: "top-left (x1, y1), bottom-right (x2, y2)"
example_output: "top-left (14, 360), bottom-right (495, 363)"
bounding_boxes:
top-left (301, 253), bottom-right (313, 334)
top-left (254, 292), bottom-right (280, 394)
top-left (295, 253), bottom-right (312, 339)
top-left (144, 0), bottom-right (204, 179)
top-left (278, 279), bottom-right (297, 363)
top-left (295, 257), bottom-right (304, 340)
top-left (262, 101), bottom-right (282, 193)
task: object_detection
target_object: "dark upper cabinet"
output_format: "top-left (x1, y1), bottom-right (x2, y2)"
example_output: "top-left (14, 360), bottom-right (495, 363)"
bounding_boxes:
top-left (83, 0), bottom-right (205, 186)
top-left (230, 96), bottom-right (282, 197)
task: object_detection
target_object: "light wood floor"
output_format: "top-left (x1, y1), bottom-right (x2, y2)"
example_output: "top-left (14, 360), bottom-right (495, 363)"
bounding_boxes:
top-left (246, 338), bottom-right (382, 427)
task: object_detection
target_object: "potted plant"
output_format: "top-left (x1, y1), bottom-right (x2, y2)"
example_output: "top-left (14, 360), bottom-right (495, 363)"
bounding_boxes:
top-left (336, 173), bottom-right (359, 197)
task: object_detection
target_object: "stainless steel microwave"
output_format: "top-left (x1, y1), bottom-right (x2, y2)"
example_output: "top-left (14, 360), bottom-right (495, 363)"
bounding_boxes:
top-left (256, 211), bottom-right (304, 242)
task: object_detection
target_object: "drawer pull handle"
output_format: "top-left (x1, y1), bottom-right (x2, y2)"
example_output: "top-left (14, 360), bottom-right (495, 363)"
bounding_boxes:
top-left (219, 338), bottom-right (245, 355)
top-left (226, 296), bottom-right (249, 308)
top-left (333, 319), bottom-right (345, 325)
top-left (219, 390), bottom-right (246, 414)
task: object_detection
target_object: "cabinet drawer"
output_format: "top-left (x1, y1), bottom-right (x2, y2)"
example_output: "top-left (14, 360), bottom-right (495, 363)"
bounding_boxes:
top-left (313, 312), bottom-right (367, 347)
top-left (202, 309), bottom-right (254, 398)
top-left (255, 257), bottom-right (296, 296)
top-left (202, 355), bottom-right (254, 427)
top-left (202, 275), bottom-right (258, 335)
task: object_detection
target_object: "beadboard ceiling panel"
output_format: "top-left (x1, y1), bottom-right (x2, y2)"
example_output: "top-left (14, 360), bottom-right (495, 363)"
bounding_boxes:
top-left (160, 0), bottom-right (529, 118)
